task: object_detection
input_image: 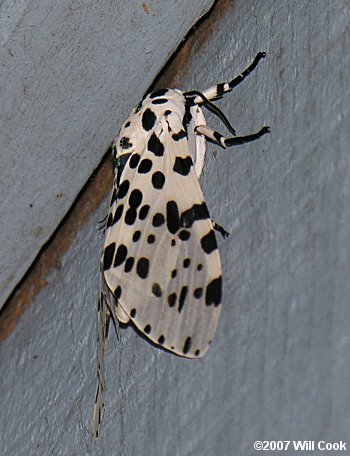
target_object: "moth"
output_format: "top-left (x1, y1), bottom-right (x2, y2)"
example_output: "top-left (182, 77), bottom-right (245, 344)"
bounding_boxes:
top-left (93, 52), bottom-right (269, 437)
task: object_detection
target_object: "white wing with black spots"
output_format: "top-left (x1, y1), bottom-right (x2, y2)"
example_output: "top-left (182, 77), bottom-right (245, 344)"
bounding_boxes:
top-left (103, 107), bottom-right (222, 358)
top-left (93, 52), bottom-right (270, 438)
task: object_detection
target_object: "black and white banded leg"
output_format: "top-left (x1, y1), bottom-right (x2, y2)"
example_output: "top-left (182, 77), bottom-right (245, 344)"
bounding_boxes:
top-left (195, 125), bottom-right (270, 149)
top-left (201, 51), bottom-right (267, 101)
top-left (185, 52), bottom-right (269, 141)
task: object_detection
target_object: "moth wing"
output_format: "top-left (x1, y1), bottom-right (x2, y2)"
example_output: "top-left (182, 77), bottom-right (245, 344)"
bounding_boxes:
top-left (103, 119), bottom-right (222, 358)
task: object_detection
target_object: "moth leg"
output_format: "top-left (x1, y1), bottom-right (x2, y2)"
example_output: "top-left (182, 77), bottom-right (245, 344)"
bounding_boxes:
top-left (92, 294), bottom-right (111, 439)
top-left (195, 125), bottom-right (270, 148)
top-left (201, 52), bottom-right (267, 100)
top-left (212, 220), bottom-right (230, 238)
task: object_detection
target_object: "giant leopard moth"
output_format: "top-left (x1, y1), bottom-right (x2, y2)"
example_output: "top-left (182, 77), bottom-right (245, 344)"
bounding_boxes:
top-left (93, 52), bottom-right (269, 437)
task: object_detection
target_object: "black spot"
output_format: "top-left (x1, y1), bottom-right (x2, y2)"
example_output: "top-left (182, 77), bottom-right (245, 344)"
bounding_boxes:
top-left (152, 213), bottom-right (165, 227)
top-left (178, 286), bottom-right (188, 313)
top-left (118, 180), bottom-right (130, 199)
top-left (197, 264), bottom-right (203, 271)
top-left (130, 308), bottom-right (136, 318)
top-left (124, 121), bottom-right (131, 128)
top-left (166, 200), bottom-right (180, 234)
top-left (205, 277), bottom-right (222, 306)
top-left (151, 98), bottom-right (168, 105)
top-left (124, 257), bottom-right (135, 273)
top-left (144, 324), bottom-right (151, 334)
top-left (148, 133), bottom-right (164, 156)
top-left (183, 258), bottom-right (190, 268)
top-left (138, 158), bottom-right (153, 174)
top-left (106, 213), bottom-right (113, 228)
top-left (129, 153), bottom-right (141, 169)
top-left (201, 230), bottom-right (218, 254)
top-left (152, 171), bottom-right (165, 189)
top-left (195, 350), bottom-right (200, 356)
top-left (171, 239), bottom-right (176, 246)
top-left (150, 88), bottom-right (168, 98)
top-left (158, 335), bottom-right (165, 345)
top-left (142, 108), bottom-right (157, 131)
top-left (110, 189), bottom-right (117, 206)
top-left (152, 283), bottom-right (162, 297)
top-left (178, 230), bottom-right (190, 241)
top-left (173, 156), bottom-right (193, 176)
top-left (172, 130), bottom-right (187, 141)
top-left (128, 189), bottom-right (143, 208)
top-left (183, 102), bottom-right (193, 128)
top-left (183, 337), bottom-right (192, 355)
top-left (103, 243), bottom-right (116, 270)
top-left (114, 286), bottom-right (122, 299)
top-left (139, 205), bottom-right (150, 220)
top-left (168, 293), bottom-right (176, 307)
top-left (171, 269), bottom-right (177, 278)
top-left (147, 234), bottom-right (155, 244)
top-left (119, 136), bottom-right (132, 149)
top-left (113, 204), bottom-right (124, 225)
top-left (114, 244), bottom-right (128, 267)
top-left (193, 288), bottom-right (203, 299)
top-left (164, 110), bottom-right (171, 116)
top-left (125, 208), bottom-right (137, 225)
top-left (181, 202), bottom-right (210, 228)
top-left (136, 257), bottom-right (150, 279)
top-left (133, 230), bottom-right (141, 242)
